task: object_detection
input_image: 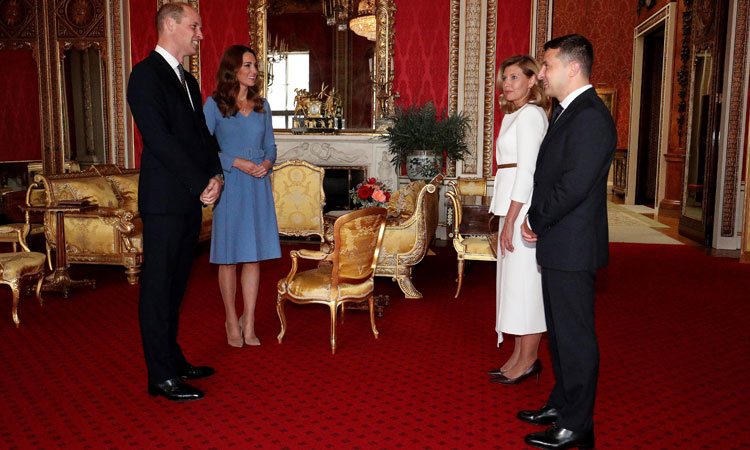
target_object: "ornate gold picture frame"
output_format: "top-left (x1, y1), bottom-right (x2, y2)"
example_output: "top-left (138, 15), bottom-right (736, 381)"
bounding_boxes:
top-left (595, 87), bottom-right (617, 118)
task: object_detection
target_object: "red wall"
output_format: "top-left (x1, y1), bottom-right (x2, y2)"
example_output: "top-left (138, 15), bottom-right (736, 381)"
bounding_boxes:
top-left (0, 49), bottom-right (41, 161)
top-left (553, 0), bottom-right (635, 148)
top-left (392, 0), bottom-right (450, 112)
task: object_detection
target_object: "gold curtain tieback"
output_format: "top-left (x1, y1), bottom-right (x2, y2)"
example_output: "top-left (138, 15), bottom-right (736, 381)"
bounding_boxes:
top-left (497, 163), bottom-right (518, 169)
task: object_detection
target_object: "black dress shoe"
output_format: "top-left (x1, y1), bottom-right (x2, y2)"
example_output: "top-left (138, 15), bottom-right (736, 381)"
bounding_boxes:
top-left (525, 425), bottom-right (594, 449)
top-left (491, 359), bottom-right (541, 385)
top-left (487, 367), bottom-right (505, 376)
top-left (148, 378), bottom-right (204, 402)
top-left (517, 405), bottom-right (559, 425)
top-left (177, 365), bottom-right (215, 380)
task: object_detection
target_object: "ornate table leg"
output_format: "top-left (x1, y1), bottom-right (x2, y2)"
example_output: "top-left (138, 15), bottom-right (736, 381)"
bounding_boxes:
top-left (42, 211), bottom-right (96, 298)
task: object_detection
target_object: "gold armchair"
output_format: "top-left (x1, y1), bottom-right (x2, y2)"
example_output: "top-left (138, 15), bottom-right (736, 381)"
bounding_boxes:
top-left (1, 208), bottom-right (46, 327)
top-left (374, 174), bottom-right (443, 299)
top-left (271, 160), bottom-right (326, 241)
top-left (276, 207), bottom-right (387, 354)
top-left (445, 178), bottom-right (496, 298)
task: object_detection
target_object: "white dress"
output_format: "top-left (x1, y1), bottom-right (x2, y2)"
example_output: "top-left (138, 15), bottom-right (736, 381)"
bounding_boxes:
top-left (489, 103), bottom-right (548, 345)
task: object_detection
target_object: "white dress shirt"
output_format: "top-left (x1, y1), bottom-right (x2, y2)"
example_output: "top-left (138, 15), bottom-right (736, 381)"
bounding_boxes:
top-left (154, 45), bottom-right (194, 110)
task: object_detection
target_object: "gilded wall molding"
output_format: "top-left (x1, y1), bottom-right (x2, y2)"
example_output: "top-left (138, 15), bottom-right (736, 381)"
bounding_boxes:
top-left (531, 0), bottom-right (552, 59)
top-left (720, 0), bottom-right (748, 237)
top-left (676, 0), bottom-right (694, 145)
top-left (482, 0), bottom-right (496, 179)
top-left (461, 0), bottom-right (482, 175)
top-left (447, 0), bottom-right (460, 176)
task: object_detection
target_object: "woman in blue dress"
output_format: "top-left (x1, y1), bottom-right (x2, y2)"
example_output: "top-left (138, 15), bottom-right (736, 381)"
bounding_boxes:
top-left (204, 45), bottom-right (280, 347)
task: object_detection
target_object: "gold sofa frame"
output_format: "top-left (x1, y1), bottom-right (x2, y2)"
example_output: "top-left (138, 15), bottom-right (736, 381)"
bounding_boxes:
top-left (374, 174), bottom-right (444, 299)
top-left (31, 165), bottom-right (212, 284)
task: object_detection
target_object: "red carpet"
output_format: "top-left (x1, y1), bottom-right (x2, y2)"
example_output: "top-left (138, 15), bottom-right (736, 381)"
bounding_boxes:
top-left (1, 242), bottom-right (749, 448)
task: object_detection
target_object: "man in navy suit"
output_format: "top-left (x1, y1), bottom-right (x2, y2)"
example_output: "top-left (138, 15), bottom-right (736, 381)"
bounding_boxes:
top-left (127, 2), bottom-right (223, 402)
top-left (519, 34), bottom-right (616, 448)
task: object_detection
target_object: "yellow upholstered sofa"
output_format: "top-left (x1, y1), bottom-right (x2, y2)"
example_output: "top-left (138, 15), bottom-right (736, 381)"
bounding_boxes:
top-left (31, 165), bottom-right (213, 284)
top-left (373, 174), bottom-right (443, 299)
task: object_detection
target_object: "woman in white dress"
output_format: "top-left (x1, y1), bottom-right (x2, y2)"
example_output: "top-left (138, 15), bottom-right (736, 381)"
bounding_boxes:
top-left (487, 55), bottom-right (550, 385)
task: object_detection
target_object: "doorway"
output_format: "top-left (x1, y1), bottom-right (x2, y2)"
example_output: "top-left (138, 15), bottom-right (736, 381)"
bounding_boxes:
top-left (626, 3), bottom-right (677, 209)
top-left (634, 26), bottom-right (665, 206)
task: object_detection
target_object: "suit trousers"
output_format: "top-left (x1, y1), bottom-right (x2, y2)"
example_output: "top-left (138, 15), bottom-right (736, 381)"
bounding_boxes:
top-left (541, 267), bottom-right (599, 433)
top-left (139, 208), bottom-right (202, 384)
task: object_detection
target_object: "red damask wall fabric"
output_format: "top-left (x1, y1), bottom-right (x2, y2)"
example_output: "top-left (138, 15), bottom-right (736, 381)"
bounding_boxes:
top-left (0, 50), bottom-right (41, 161)
top-left (553, 0), bottom-right (635, 148)
top-left (393, 0), bottom-right (450, 112)
top-left (494, 0), bottom-right (533, 172)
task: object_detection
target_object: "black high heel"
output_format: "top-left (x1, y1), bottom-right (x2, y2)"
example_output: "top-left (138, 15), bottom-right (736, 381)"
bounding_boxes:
top-left (490, 359), bottom-right (541, 385)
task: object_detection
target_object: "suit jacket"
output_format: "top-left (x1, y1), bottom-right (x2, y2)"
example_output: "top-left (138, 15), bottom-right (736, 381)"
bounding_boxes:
top-left (528, 88), bottom-right (616, 271)
top-left (127, 51), bottom-right (222, 214)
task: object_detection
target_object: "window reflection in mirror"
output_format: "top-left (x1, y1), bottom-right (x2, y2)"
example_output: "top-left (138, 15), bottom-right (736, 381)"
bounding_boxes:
top-left (684, 52), bottom-right (711, 221)
top-left (266, 1), bottom-right (374, 130)
top-left (62, 47), bottom-right (107, 166)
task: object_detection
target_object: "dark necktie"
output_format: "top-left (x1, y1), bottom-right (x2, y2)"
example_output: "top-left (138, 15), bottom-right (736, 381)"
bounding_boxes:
top-left (551, 104), bottom-right (564, 124)
top-left (177, 64), bottom-right (193, 109)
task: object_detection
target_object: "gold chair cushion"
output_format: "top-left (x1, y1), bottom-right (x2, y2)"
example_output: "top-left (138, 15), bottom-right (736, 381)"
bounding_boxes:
top-left (281, 265), bottom-right (374, 300)
top-left (458, 236), bottom-right (495, 256)
top-left (51, 176), bottom-right (119, 208)
top-left (272, 166), bottom-right (324, 236)
top-left (337, 213), bottom-right (384, 280)
top-left (386, 180), bottom-right (425, 220)
top-left (107, 173), bottom-right (139, 211)
top-left (0, 252), bottom-right (45, 281)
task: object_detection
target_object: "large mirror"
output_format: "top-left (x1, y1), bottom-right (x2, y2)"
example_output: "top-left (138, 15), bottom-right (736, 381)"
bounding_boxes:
top-left (248, 0), bottom-right (395, 131)
top-left (62, 46), bottom-right (108, 166)
top-left (682, 51), bottom-right (711, 222)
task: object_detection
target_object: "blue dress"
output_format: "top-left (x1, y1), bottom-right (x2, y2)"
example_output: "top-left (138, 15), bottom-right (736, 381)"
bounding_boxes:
top-left (204, 97), bottom-right (281, 264)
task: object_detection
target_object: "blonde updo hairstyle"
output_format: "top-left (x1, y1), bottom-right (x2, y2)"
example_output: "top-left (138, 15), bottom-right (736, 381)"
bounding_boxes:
top-left (497, 55), bottom-right (550, 115)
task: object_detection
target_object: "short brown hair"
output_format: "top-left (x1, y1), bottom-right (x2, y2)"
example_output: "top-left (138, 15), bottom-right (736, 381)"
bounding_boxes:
top-left (496, 55), bottom-right (550, 115)
top-left (156, 2), bottom-right (188, 34)
top-left (544, 34), bottom-right (594, 78)
top-left (212, 45), bottom-right (265, 117)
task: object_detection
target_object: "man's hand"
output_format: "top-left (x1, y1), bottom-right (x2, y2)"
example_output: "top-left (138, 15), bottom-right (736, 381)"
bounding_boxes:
top-left (521, 220), bottom-right (538, 243)
top-left (199, 176), bottom-right (223, 205)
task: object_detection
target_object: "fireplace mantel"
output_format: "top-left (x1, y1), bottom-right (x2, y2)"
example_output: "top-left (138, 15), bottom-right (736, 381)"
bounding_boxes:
top-left (274, 133), bottom-right (398, 189)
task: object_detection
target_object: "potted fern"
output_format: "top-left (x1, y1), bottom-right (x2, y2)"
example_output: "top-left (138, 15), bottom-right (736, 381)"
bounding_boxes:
top-left (382, 102), bottom-right (471, 180)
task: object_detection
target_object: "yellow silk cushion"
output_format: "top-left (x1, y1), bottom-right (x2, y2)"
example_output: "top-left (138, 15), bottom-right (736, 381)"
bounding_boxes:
top-left (459, 236), bottom-right (494, 255)
top-left (51, 177), bottom-right (119, 208)
top-left (0, 252), bottom-right (45, 281)
top-left (386, 180), bottom-right (425, 219)
top-left (337, 213), bottom-right (382, 280)
top-left (107, 174), bottom-right (139, 211)
top-left (272, 167), bottom-right (324, 235)
top-left (280, 265), bottom-right (374, 300)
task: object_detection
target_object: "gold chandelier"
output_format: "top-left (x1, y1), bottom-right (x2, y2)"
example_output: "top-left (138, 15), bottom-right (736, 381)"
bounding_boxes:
top-left (322, 0), bottom-right (377, 41)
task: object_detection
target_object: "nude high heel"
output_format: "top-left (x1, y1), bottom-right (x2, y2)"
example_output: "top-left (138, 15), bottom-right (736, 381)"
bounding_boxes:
top-left (225, 322), bottom-right (243, 348)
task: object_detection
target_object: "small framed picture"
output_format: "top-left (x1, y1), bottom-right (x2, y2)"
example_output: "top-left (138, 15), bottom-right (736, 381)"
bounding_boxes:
top-left (595, 87), bottom-right (616, 118)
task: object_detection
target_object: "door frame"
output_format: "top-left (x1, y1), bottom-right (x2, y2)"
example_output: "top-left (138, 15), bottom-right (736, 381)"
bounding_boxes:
top-left (626, 3), bottom-right (677, 207)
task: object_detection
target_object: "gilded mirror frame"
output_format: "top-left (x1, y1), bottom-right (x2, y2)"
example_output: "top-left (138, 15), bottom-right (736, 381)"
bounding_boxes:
top-left (247, 0), bottom-right (396, 130)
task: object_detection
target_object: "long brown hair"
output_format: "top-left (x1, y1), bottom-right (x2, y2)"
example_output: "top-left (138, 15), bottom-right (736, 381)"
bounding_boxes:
top-left (212, 45), bottom-right (265, 117)
top-left (497, 55), bottom-right (550, 115)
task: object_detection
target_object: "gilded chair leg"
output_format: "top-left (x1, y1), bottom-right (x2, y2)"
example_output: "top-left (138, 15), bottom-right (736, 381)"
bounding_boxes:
top-left (8, 282), bottom-right (21, 328)
top-left (455, 259), bottom-right (465, 298)
top-left (339, 303), bottom-right (346, 324)
top-left (35, 274), bottom-right (44, 306)
top-left (396, 275), bottom-right (423, 299)
top-left (276, 295), bottom-right (287, 343)
top-left (46, 242), bottom-right (53, 271)
top-left (125, 265), bottom-right (140, 285)
top-left (329, 303), bottom-right (338, 355)
top-left (368, 295), bottom-right (379, 339)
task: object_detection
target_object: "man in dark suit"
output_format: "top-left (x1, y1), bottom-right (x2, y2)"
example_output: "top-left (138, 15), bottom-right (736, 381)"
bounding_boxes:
top-left (519, 34), bottom-right (616, 448)
top-left (126, 2), bottom-right (223, 402)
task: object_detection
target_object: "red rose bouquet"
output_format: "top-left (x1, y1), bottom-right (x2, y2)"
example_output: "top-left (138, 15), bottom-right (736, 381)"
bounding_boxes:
top-left (350, 177), bottom-right (392, 208)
